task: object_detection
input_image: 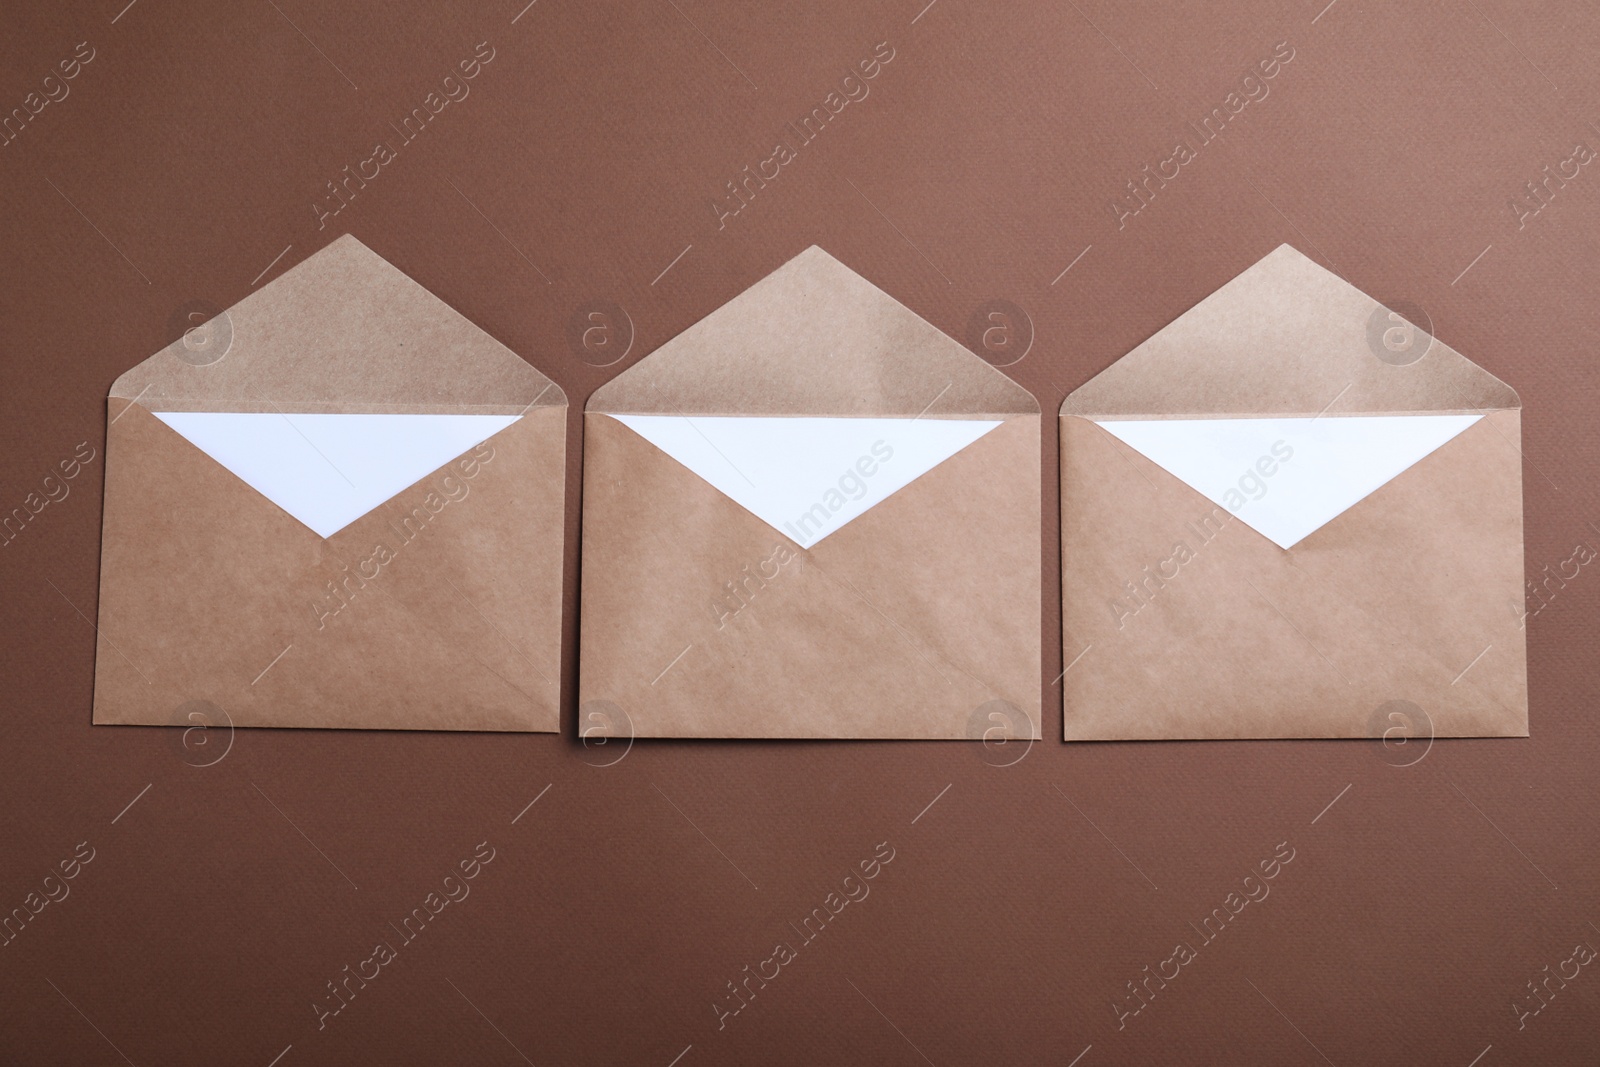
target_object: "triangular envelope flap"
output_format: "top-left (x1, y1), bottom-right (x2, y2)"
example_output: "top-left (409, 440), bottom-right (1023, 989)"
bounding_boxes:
top-left (111, 235), bottom-right (563, 415)
top-left (153, 411), bottom-right (520, 538)
top-left (609, 415), bottom-right (1000, 548)
top-left (1098, 414), bottom-right (1482, 549)
top-left (1061, 245), bottom-right (1519, 419)
top-left (590, 246), bottom-right (1037, 418)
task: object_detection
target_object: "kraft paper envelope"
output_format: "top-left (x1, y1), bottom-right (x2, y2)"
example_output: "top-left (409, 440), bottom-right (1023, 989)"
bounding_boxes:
top-left (581, 246), bottom-right (1040, 739)
top-left (1061, 244), bottom-right (1526, 740)
top-left (94, 235), bottom-right (566, 731)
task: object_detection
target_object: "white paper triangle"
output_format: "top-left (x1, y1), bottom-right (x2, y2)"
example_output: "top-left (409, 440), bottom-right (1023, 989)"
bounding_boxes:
top-left (154, 412), bottom-right (521, 538)
top-left (1097, 414), bottom-right (1482, 549)
top-left (612, 415), bottom-right (1001, 548)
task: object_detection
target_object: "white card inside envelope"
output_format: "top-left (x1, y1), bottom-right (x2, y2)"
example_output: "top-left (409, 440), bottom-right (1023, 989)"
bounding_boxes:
top-left (612, 415), bottom-right (1001, 549)
top-left (1097, 414), bottom-right (1482, 550)
top-left (153, 411), bottom-right (521, 538)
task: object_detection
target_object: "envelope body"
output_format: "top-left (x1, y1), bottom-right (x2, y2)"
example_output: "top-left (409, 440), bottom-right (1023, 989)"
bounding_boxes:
top-left (94, 236), bottom-right (565, 731)
top-left (581, 246), bottom-right (1040, 739)
top-left (1061, 245), bottom-right (1526, 740)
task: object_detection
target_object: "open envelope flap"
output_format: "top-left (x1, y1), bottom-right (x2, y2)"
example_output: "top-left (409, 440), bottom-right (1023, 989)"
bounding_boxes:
top-left (1060, 244), bottom-right (1519, 420)
top-left (109, 234), bottom-right (565, 416)
top-left (588, 246), bottom-right (1037, 419)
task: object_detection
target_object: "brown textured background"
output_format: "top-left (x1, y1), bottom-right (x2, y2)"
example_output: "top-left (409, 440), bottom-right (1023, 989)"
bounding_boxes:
top-left (3, 1), bottom-right (1599, 1064)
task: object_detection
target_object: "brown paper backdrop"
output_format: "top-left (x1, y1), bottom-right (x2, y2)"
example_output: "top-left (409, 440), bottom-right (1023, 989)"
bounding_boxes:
top-left (3, 1), bottom-right (1599, 1064)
